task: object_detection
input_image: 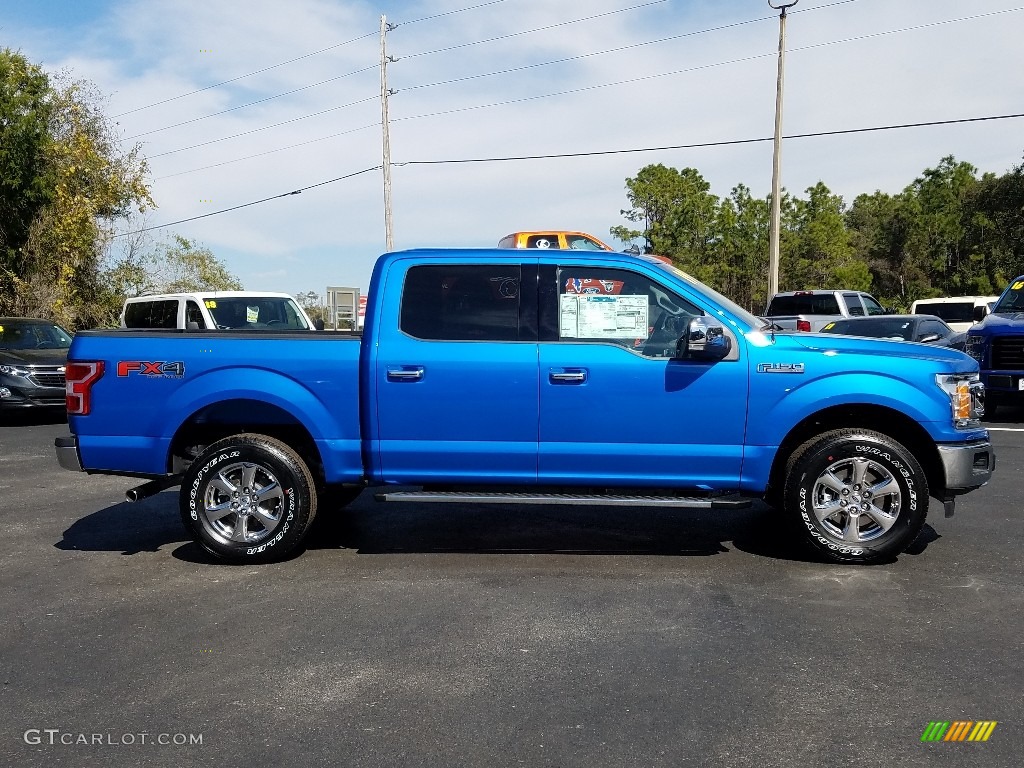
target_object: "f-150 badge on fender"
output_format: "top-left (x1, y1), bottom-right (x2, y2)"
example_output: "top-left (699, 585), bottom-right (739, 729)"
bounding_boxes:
top-left (756, 362), bottom-right (805, 374)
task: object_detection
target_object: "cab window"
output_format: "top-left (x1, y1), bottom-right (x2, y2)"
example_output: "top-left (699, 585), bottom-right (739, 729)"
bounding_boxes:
top-left (400, 265), bottom-right (523, 341)
top-left (124, 299), bottom-right (179, 329)
top-left (556, 267), bottom-right (701, 358)
top-left (185, 301), bottom-right (208, 329)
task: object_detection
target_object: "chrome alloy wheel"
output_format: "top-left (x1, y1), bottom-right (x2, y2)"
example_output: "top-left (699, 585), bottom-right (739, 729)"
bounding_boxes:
top-left (200, 461), bottom-right (285, 545)
top-left (811, 456), bottom-right (901, 543)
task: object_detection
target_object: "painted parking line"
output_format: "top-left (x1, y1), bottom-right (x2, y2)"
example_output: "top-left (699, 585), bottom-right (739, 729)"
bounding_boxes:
top-left (985, 426), bottom-right (1024, 432)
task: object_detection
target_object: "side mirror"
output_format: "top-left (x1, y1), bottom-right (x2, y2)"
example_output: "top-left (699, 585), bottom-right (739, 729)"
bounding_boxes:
top-left (314, 319), bottom-right (325, 331)
top-left (973, 305), bottom-right (988, 323)
top-left (185, 321), bottom-right (200, 331)
top-left (624, 244), bottom-right (641, 255)
top-left (676, 317), bottom-right (732, 361)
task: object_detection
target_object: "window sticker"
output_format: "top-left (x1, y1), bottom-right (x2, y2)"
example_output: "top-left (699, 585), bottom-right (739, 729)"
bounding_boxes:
top-left (823, 322), bottom-right (835, 330)
top-left (1013, 281), bottom-right (1024, 290)
top-left (205, 300), bottom-right (217, 308)
top-left (560, 294), bottom-right (648, 339)
top-left (564, 277), bottom-right (623, 295)
top-left (246, 305), bottom-right (259, 323)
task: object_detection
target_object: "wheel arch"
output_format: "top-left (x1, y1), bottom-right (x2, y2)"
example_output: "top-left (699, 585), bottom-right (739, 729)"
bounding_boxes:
top-left (169, 398), bottom-right (326, 483)
top-left (766, 404), bottom-right (945, 503)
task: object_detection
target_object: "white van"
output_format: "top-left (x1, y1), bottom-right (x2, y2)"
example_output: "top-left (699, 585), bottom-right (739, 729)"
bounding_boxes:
top-left (121, 291), bottom-right (316, 331)
top-left (909, 295), bottom-right (999, 333)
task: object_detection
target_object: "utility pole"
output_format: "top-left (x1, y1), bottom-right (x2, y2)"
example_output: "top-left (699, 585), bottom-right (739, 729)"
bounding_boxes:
top-left (767, 0), bottom-right (798, 298)
top-left (380, 15), bottom-right (395, 251)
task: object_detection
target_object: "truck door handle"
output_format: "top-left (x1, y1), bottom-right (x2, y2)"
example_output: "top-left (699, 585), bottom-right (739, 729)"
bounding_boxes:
top-left (387, 366), bottom-right (425, 381)
top-left (549, 368), bottom-right (588, 383)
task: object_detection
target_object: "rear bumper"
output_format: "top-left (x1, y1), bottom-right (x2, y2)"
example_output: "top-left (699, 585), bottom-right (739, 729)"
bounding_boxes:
top-left (55, 435), bottom-right (83, 472)
top-left (938, 439), bottom-right (994, 491)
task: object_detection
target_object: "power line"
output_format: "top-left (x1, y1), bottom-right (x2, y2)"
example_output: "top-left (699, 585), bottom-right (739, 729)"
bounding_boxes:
top-left (129, 0), bottom-right (863, 160)
top-left (402, 0), bottom-right (510, 26)
top-left (123, 111), bottom-right (1024, 236)
top-left (111, 0), bottom-right (513, 120)
top-left (400, 0), bottom-right (669, 61)
top-left (392, 6), bottom-right (1024, 123)
top-left (154, 123), bottom-right (380, 180)
top-left (114, 166), bottom-right (381, 237)
top-left (398, 0), bottom-right (861, 94)
top-left (144, 3), bottom-right (1010, 162)
top-left (121, 1), bottom-right (669, 144)
top-left (124, 66), bottom-right (377, 140)
top-left (147, 95), bottom-right (378, 159)
top-left (112, 32), bottom-right (378, 119)
top-left (395, 112), bottom-right (1024, 166)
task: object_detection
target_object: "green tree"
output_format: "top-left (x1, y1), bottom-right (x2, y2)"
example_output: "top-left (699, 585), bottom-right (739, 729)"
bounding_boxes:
top-left (786, 182), bottom-right (870, 292)
top-left (0, 49), bottom-right (153, 328)
top-left (105, 235), bottom-right (242, 298)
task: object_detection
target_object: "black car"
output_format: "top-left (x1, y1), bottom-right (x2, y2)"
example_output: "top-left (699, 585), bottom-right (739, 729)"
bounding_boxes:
top-left (819, 314), bottom-right (966, 351)
top-left (0, 318), bottom-right (73, 412)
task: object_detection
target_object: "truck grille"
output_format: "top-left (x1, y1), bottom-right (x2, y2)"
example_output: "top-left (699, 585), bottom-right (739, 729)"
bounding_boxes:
top-left (992, 337), bottom-right (1024, 370)
top-left (28, 371), bottom-right (66, 388)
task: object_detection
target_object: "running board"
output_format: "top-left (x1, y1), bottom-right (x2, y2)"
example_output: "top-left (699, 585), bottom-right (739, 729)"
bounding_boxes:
top-left (373, 490), bottom-right (752, 509)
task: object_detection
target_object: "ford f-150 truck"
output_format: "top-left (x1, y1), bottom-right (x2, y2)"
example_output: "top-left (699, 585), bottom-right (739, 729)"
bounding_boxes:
top-left (965, 276), bottom-right (1024, 413)
top-left (55, 249), bottom-right (994, 565)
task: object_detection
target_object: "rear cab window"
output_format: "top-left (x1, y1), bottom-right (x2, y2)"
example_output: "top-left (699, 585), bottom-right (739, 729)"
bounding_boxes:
top-left (766, 294), bottom-right (841, 316)
top-left (400, 264), bottom-right (523, 341)
top-left (124, 300), bottom-right (179, 329)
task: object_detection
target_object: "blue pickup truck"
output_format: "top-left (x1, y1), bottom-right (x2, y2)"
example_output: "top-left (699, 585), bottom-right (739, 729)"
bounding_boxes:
top-left (55, 249), bottom-right (994, 564)
top-left (965, 275), bottom-right (1024, 414)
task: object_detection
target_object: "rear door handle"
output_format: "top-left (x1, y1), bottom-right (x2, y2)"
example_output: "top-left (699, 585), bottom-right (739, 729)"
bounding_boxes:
top-left (387, 366), bottom-right (425, 381)
top-left (549, 368), bottom-right (587, 383)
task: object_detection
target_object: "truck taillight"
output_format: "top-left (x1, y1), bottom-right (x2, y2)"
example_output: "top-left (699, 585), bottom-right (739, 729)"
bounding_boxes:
top-left (796, 320), bottom-right (811, 332)
top-left (66, 361), bottom-right (104, 415)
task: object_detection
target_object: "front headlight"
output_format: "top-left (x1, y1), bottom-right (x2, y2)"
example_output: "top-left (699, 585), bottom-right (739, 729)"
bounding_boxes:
top-left (0, 365), bottom-right (30, 377)
top-left (964, 334), bottom-right (985, 363)
top-left (935, 373), bottom-right (984, 428)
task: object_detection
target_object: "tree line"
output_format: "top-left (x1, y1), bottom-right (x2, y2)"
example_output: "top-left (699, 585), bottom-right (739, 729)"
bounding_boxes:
top-left (610, 156), bottom-right (1024, 313)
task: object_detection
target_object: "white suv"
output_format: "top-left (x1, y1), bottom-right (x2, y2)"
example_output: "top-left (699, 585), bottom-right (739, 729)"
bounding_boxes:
top-left (909, 295), bottom-right (999, 333)
top-left (121, 291), bottom-right (316, 331)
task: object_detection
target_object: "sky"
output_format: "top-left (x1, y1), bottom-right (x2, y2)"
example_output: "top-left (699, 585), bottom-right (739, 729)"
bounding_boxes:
top-left (4, 0), bottom-right (1024, 298)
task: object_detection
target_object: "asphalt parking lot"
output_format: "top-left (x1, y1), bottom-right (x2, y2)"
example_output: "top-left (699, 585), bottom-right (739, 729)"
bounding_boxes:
top-left (1, 410), bottom-right (1022, 768)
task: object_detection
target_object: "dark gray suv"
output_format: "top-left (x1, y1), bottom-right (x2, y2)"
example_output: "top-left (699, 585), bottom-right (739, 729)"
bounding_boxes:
top-left (0, 318), bottom-right (73, 412)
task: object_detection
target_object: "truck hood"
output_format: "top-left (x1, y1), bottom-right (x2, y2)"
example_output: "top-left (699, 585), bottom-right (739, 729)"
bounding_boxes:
top-left (788, 333), bottom-right (976, 369)
top-left (972, 312), bottom-right (1024, 334)
top-left (0, 348), bottom-right (70, 366)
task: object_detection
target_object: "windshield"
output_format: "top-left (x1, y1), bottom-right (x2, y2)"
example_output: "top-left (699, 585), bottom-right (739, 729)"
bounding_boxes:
top-left (645, 259), bottom-right (763, 330)
top-left (205, 297), bottom-right (310, 330)
top-left (993, 281), bottom-right (1024, 313)
top-left (0, 320), bottom-right (73, 350)
top-left (766, 294), bottom-right (841, 316)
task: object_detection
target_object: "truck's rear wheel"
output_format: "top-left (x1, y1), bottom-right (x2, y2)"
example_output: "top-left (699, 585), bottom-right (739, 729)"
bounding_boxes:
top-left (784, 429), bottom-right (928, 563)
top-left (180, 434), bottom-right (317, 563)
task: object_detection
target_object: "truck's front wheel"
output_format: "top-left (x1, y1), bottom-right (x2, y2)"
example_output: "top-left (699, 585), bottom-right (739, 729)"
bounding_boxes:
top-left (784, 429), bottom-right (928, 563)
top-left (180, 434), bottom-right (317, 563)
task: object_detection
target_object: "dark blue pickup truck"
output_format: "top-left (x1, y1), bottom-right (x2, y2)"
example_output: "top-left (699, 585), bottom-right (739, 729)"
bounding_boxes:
top-left (55, 249), bottom-right (994, 564)
top-left (965, 275), bottom-right (1024, 414)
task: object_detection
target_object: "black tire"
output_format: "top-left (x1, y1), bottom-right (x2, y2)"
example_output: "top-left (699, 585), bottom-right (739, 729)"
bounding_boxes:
top-left (783, 429), bottom-right (928, 564)
top-left (180, 433), bottom-right (317, 563)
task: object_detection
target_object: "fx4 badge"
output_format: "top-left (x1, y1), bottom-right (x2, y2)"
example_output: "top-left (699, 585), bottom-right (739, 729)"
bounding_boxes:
top-left (757, 362), bottom-right (805, 374)
top-left (117, 361), bottom-right (185, 378)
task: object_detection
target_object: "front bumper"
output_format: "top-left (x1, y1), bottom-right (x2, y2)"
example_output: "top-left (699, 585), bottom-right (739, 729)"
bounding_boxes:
top-left (55, 435), bottom-right (83, 472)
top-left (938, 439), bottom-right (994, 491)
